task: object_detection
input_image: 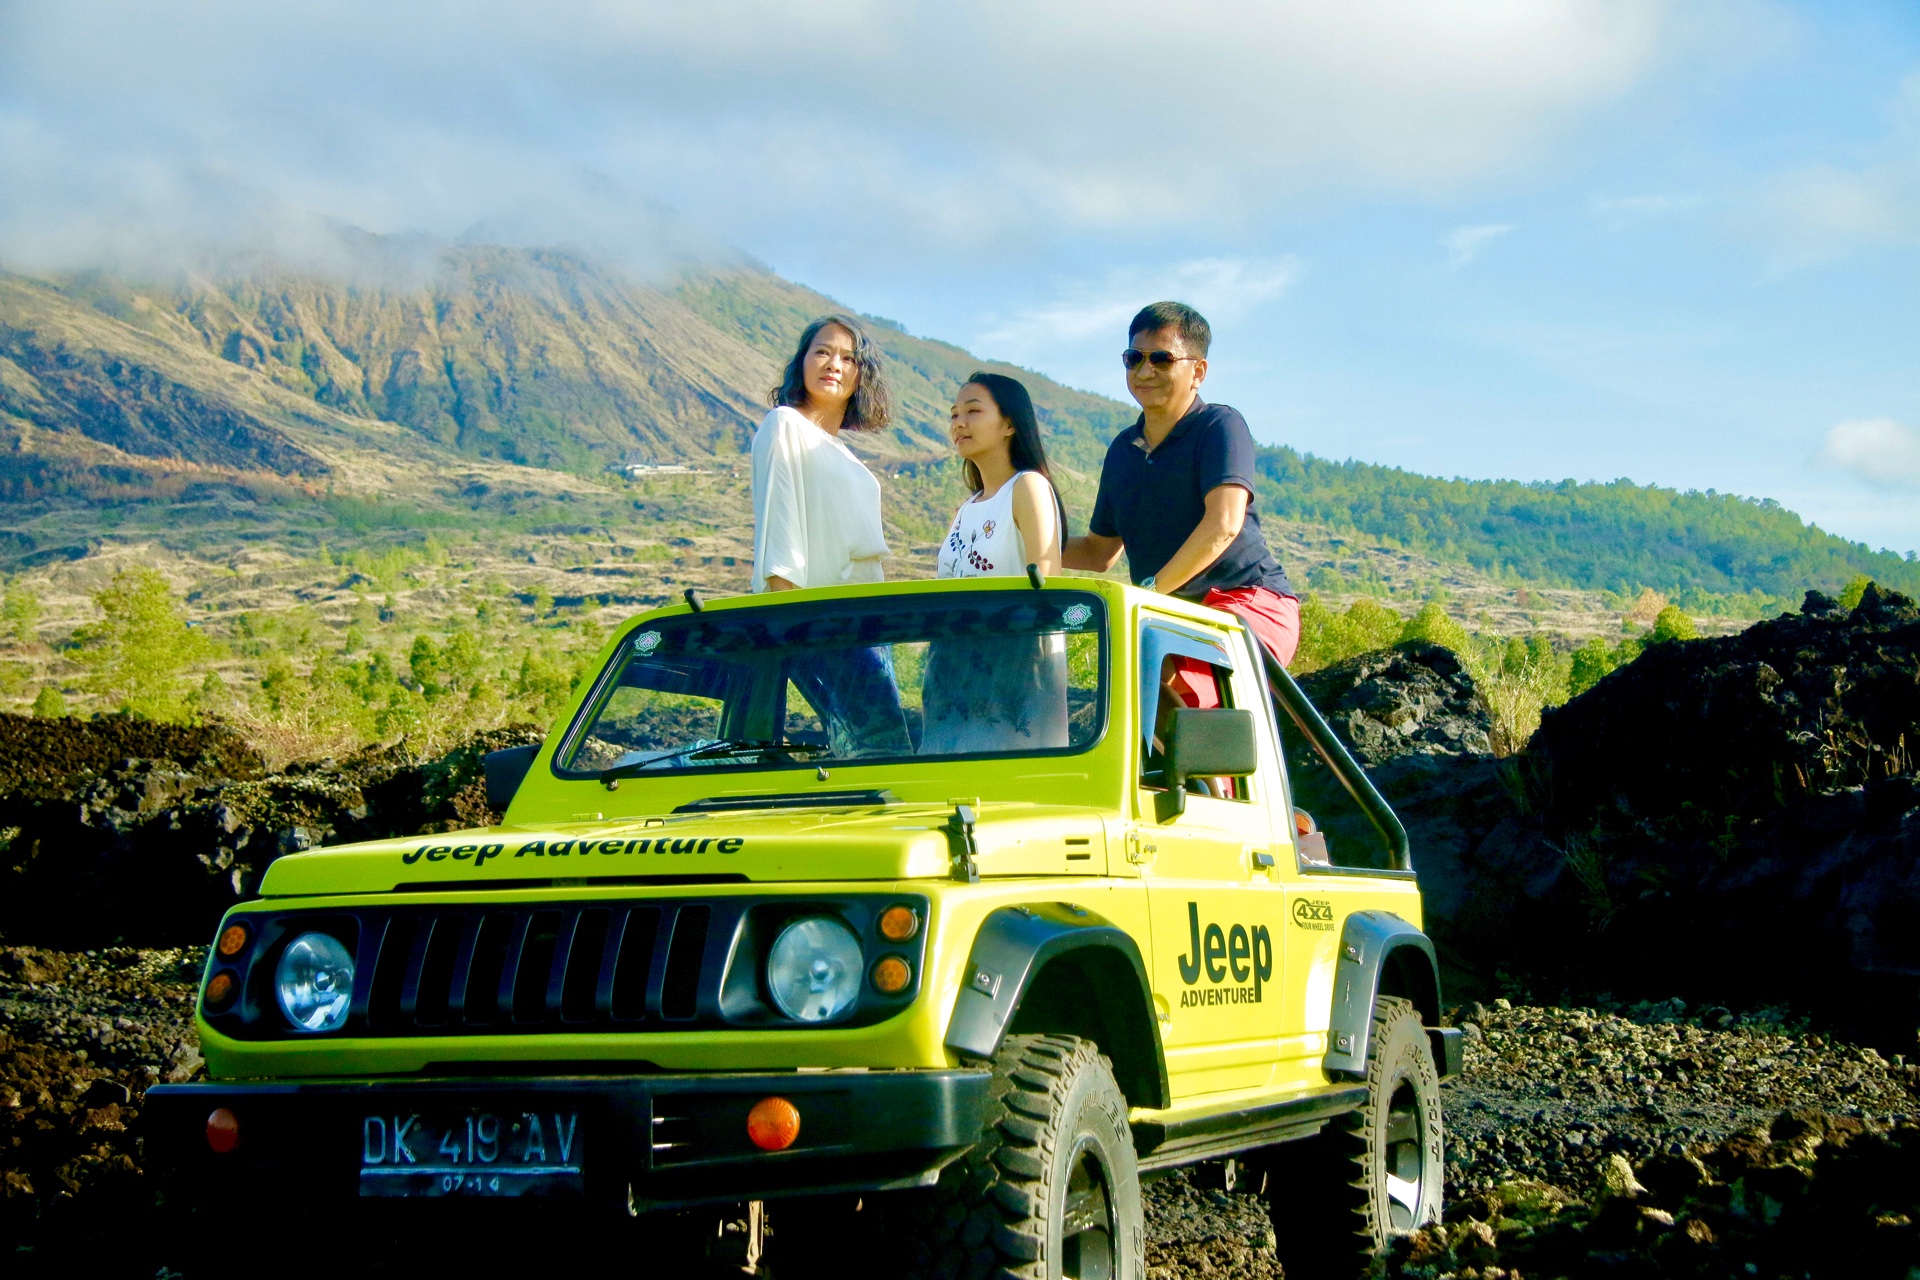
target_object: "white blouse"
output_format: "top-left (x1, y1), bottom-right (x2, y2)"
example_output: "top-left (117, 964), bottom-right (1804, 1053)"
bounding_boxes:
top-left (750, 406), bottom-right (889, 592)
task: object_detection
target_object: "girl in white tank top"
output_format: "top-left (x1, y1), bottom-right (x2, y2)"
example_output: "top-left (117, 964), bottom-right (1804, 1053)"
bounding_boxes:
top-left (922, 375), bottom-right (1069, 754)
top-left (938, 471), bottom-right (1040, 578)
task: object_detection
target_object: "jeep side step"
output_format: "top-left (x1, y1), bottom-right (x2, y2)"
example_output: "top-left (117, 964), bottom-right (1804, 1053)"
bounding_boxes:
top-left (1130, 1084), bottom-right (1370, 1170)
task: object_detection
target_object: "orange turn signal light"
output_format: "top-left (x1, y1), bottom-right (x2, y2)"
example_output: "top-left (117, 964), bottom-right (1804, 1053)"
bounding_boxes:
top-left (870, 956), bottom-right (911, 995)
top-left (878, 905), bottom-right (919, 942)
top-left (203, 971), bottom-right (237, 1010)
top-left (747, 1096), bottom-right (801, 1152)
top-left (216, 923), bottom-right (250, 958)
top-left (206, 1107), bottom-right (240, 1154)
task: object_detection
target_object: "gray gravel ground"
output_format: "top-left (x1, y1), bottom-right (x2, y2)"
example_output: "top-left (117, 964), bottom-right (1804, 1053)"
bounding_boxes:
top-left (7, 951), bottom-right (1919, 1277)
top-left (1443, 998), bottom-right (1918, 1196)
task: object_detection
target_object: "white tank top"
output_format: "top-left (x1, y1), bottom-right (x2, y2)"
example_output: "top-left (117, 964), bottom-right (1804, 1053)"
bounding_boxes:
top-left (938, 472), bottom-right (1034, 578)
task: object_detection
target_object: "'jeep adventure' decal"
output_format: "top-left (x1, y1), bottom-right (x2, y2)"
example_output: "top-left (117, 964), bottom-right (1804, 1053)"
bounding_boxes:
top-left (402, 836), bottom-right (746, 867)
top-left (1176, 902), bottom-right (1274, 1006)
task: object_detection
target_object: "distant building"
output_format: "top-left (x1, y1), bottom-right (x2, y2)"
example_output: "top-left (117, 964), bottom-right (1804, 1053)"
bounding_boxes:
top-left (608, 460), bottom-right (699, 480)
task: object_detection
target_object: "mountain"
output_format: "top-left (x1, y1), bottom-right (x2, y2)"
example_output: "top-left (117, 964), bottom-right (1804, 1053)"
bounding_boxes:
top-left (0, 236), bottom-right (1909, 603)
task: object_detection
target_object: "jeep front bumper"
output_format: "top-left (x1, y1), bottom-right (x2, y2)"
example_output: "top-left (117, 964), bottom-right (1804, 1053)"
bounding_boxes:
top-left (144, 1068), bottom-right (991, 1213)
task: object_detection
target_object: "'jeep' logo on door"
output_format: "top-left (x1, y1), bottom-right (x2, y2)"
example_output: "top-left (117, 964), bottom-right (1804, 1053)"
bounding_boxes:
top-left (1176, 903), bottom-right (1273, 1007)
top-left (1292, 899), bottom-right (1334, 931)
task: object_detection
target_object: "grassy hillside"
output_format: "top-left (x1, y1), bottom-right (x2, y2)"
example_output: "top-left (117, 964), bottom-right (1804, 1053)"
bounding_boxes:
top-left (1256, 449), bottom-right (1920, 603)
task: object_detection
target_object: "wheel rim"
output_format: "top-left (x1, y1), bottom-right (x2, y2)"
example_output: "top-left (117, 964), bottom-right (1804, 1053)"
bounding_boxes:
top-left (1381, 1080), bottom-right (1428, 1231)
top-left (1060, 1138), bottom-right (1117, 1280)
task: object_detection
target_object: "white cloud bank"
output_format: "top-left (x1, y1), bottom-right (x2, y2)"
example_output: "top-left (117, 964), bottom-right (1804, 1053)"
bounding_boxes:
top-left (1819, 418), bottom-right (1920, 489)
top-left (0, 0), bottom-right (1679, 272)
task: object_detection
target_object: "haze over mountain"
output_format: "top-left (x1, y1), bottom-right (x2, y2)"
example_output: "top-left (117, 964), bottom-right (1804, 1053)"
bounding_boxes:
top-left (0, 234), bottom-right (1912, 602)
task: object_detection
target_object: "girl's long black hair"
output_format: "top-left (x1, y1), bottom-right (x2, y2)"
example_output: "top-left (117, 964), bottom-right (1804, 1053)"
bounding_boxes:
top-left (960, 371), bottom-right (1067, 549)
top-left (960, 371), bottom-right (1053, 492)
top-left (771, 314), bottom-right (892, 431)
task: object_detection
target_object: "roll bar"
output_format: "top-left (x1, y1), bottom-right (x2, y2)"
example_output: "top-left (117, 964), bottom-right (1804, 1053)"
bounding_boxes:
top-left (1262, 648), bottom-right (1412, 873)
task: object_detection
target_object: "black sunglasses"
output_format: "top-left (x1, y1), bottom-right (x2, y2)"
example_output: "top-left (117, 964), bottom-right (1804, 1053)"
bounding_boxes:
top-left (1121, 348), bottom-right (1198, 370)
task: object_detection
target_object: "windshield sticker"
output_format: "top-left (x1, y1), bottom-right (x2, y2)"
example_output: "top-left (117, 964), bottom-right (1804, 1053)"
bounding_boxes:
top-left (1062, 603), bottom-right (1093, 628)
top-left (402, 835), bottom-right (744, 867)
top-left (634, 629), bottom-right (663, 654)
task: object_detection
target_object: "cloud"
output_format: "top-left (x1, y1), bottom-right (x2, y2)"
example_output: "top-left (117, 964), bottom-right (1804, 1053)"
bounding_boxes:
top-left (1745, 70), bottom-right (1920, 269)
top-left (0, 0), bottom-right (1679, 273)
top-left (1443, 224), bottom-right (1514, 268)
top-left (1819, 418), bottom-right (1920, 489)
top-left (975, 256), bottom-right (1301, 360)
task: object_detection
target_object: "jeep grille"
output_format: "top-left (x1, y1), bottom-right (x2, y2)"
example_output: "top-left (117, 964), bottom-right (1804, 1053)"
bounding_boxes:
top-left (203, 895), bottom-right (927, 1040)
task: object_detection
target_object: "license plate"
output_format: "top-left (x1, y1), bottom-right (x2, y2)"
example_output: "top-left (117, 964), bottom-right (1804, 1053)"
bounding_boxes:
top-left (359, 1110), bottom-right (585, 1197)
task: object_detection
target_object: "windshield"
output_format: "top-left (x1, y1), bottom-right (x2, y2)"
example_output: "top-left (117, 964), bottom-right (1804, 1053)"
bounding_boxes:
top-left (556, 590), bottom-right (1107, 777)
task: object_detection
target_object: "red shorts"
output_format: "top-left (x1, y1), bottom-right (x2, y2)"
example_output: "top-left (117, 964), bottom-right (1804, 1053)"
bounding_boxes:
top-left (1168, 586), bottom-right (1300, 708)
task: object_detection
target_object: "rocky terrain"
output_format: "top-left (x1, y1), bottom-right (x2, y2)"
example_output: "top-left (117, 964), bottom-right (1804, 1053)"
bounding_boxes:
top-left (7, 938), bottom-right (1915, 1276)
top-left (1308, 585), bottom-right (1920, 1053)
top-left (0, 713), bottom-right (540, 948)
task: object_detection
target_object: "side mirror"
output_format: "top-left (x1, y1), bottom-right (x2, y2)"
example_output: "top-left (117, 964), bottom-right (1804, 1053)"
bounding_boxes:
top-left (484, 744), bottom-right (540, 812)
top-left (1157, 707), bottom-right (1259, 822)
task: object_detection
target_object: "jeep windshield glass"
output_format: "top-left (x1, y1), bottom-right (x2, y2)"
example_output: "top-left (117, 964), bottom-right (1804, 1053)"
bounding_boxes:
top-left (556, 591), bottom-right (1106, 777)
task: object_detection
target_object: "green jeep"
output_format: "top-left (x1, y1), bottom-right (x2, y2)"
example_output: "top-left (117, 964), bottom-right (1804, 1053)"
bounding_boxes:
top-left (148, 577), bottom-right (1459, 1277)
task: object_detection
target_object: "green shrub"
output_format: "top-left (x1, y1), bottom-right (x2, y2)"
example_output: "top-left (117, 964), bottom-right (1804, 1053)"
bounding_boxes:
top-left (1649, 605), bottom-right (1698, 644)
top-left (31, 686), bottom-right (66, 718)
top-left (1838, 574), bottom-right (1872, 611)
top-left (71, 567), bottom-right (223, 722)
top-left (1293, 597), bottom-right (1405, 672)
top-left (1397, 601), bottom-right (1470, 654)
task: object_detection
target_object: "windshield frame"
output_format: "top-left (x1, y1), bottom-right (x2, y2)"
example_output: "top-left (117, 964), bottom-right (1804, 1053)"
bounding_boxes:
top-left (549, 588), bottom-right (1111, 782)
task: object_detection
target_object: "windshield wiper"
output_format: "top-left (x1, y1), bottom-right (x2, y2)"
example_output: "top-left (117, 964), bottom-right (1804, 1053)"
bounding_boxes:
top-left (599, 740), bottom-right (823, 788)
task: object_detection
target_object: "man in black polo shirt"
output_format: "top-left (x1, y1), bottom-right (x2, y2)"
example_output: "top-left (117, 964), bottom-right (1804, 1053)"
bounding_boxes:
top-left (1063, 301), bottom-right (1300, 670)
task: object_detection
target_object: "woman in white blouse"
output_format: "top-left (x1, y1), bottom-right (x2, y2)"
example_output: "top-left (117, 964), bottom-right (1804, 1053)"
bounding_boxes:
top-left (922, 373), bottom-right (1071, 754)
top-left (751, 315), bottom-right (893, 593)
top-left (750, 315), bottom-right (909, 755)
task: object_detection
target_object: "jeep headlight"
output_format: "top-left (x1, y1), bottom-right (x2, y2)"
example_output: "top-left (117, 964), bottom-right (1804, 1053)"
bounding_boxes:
top-left (275, 932), bottom-right (355, 1033)
top-left (766, 915), bottom-right (863, 1022)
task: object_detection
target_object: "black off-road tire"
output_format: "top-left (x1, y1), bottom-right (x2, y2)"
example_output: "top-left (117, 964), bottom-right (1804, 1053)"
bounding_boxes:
top-left (1260, 995), bottom-right (1443, 1278)
top-left (876, 1033), bottom-right (1144, 1280)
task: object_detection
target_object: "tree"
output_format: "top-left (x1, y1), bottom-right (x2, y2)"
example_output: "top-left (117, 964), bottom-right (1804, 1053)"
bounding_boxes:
top-left (2, 585), bottom-right (41, 645)
top-left (1838, 574), bottom-right (1873, 611)
top-left (1398, 601), bottom-right (1469, 654)
top-left (31, 686), bottom-right (66, 718)
top-left (1650, 605), bottom-right (1699, 644)
top-left (71, 567), bottom-right (223, 721)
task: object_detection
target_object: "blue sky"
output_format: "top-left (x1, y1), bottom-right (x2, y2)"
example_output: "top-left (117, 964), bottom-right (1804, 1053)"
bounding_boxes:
top-left (3, 1), bottom-right (1918, 554)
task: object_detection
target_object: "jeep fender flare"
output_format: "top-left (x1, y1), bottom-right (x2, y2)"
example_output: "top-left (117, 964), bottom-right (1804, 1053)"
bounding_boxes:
top-left (946, 903), bottom-right (1170, 1110)
top-left (1323, 910), bottom-right (1448, 1078)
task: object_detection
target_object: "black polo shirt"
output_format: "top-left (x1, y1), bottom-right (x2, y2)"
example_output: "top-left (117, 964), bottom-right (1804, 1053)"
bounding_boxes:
top-left (1088, 398), bottom-right (1295, 602)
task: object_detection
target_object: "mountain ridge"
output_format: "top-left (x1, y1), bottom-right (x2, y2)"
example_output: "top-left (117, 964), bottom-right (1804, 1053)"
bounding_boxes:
top-left (0, 238), bottom-right (1910, 601)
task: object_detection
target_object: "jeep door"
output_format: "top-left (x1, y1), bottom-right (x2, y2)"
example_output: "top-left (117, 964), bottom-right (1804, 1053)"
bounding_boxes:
top-left (1134, 615), bottom-right (1288, 1098)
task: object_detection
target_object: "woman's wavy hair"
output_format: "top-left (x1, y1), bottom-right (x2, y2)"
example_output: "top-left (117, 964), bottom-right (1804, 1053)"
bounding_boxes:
top-left (958, 372), bottom-right (1054, 494)
top-left (771, 314), bottom-right (892, 431)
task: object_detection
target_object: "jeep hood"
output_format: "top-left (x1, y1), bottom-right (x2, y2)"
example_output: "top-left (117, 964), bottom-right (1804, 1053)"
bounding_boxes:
top-left (256, 802), bottom-right (1110, 896)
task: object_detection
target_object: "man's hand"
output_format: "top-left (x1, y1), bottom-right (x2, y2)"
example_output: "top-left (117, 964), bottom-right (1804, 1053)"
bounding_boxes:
top-left (1146, 484), bottom-right (1249, 596)
top-left (1062, 532), bottom-right (1125, 572)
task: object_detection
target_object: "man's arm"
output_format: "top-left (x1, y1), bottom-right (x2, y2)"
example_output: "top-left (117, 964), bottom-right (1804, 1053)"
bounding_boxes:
top-left (1147, 484), bottom-right (1248, 596)
top-left (1063, 532), bottom-right (1125, 572)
